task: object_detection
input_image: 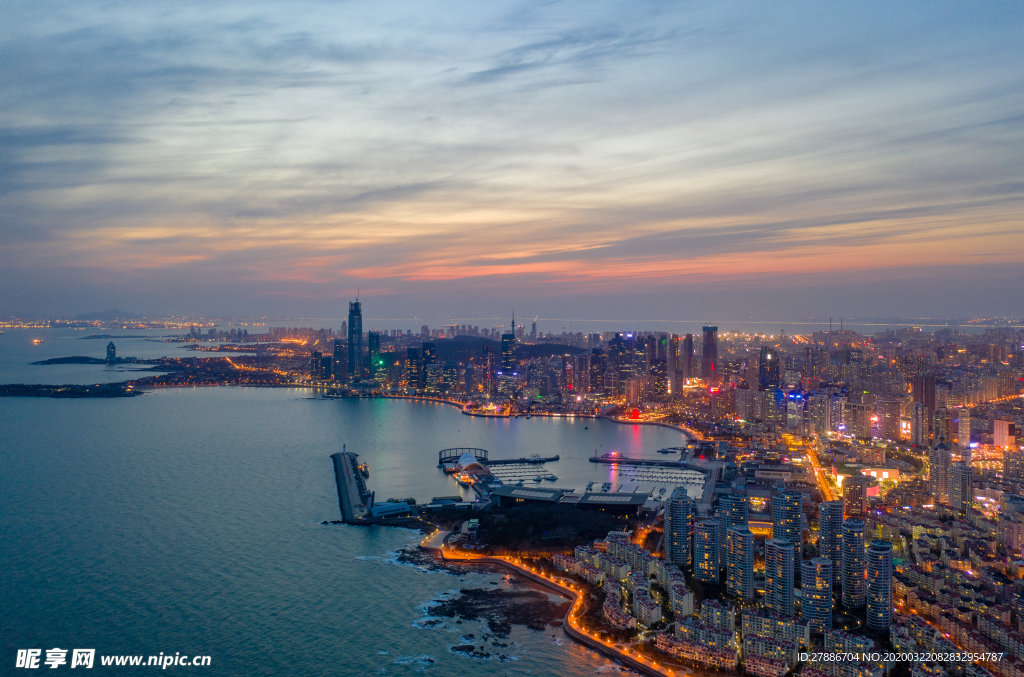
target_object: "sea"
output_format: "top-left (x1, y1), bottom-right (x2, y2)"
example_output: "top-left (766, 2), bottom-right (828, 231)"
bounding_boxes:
top-left (1, 328), bottom-right (694, 676)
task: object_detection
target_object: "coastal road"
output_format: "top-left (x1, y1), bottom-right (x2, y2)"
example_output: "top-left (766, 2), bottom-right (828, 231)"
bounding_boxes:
top-left (433, 548), bottom-right (684, 677)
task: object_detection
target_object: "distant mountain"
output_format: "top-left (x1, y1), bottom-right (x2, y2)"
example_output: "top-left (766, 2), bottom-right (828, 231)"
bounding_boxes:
top-left (72, 308), bottom-right (140, 321)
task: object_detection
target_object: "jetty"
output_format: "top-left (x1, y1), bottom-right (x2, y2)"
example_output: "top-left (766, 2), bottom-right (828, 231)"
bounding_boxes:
top-left (437, 448), bottom-right (559, 470)
top-left (330, 448), bottom-right (372, 521)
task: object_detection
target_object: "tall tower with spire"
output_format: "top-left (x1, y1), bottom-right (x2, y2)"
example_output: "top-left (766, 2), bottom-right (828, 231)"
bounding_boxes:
top-left (501, 310), bottom-right (516, 370)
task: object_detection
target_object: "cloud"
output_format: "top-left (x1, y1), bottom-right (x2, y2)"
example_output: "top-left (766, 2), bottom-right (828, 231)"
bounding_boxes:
top-left (0, 0), bottom-right (1022, 318)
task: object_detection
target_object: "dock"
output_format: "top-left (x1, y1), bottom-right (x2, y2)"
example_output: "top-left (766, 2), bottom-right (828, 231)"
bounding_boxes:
top-left (437, 447), bottom-right (559, 470)
top-left (330, 450), bottom-right (372, 521)
top-left (487, 455), bottom-right (559, 466)
top-left (589, 455), bottom-right (685, 468)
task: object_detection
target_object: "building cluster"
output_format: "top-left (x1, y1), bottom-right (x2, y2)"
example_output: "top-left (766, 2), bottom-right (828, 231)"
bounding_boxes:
top-left (554, 531), bottom-right (698, 634)
top-left (288, 305), bottom-right (1024, 455)
top-left (887, 494), bottom-right (1024, 677)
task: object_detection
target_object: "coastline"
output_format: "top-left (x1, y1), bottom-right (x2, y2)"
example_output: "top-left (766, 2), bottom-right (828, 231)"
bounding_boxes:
top-left (600, 415), bottom-right (697, 439)
top-left (433, 548), bottom-right (682, 677)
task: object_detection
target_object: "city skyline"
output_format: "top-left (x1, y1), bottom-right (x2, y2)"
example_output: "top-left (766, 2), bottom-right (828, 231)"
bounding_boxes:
top-left (2, 1), bottom-right (1023, 319)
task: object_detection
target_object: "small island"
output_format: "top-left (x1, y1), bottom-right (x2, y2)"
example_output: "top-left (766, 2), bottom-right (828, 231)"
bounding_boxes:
top-left (31, 356), bottom-right (109, 365)
top-left (0, 383), bottom-right (142, 398)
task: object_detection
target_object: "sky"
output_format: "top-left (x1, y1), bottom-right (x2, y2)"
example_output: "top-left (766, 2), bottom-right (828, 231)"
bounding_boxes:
top-left (1, 1), bottom-right (1023, 321)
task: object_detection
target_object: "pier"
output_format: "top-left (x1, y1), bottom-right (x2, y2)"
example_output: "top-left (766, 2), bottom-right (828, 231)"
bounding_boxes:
top-left (437, 447), bottom-right (560, 470)
top-left (589, 454), bottom-right (685, 468)
top-left (330, 449), bottom-right (371, 521)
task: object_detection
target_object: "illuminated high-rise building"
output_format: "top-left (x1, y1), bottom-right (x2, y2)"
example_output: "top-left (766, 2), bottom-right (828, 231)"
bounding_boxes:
top-left (764, 539), bottom-right (795, 616)
top-left (694, 520), bottom-right (720, 583)
top-left (842, 475), bottom-right (871, 517)
top-left (665, 488), bottom-right (695, 568)
top-left (910, 402), bottom-right (929, 447)
top-left (573, 353), bottom-right (591, 393)
top-left (912, 374), bottom-right (936, 439)
top-left (666, 335), bottom-right (678, 394)
top-left (310, 350), bottom-right (323, 380)
top-left (726, 525), bottom-right (754, 599)
top-left (106, 341), bottom-right (116, 363)
top-left (681, 334), bottom-right (694, 378)
top-left (949, 462), bottom-right (972, 518)
top-left (701, 326), bottom-right (718, 380)
top-left (996, 420), bottom-right (1018, 449)
top-left (807, 394), bottom-right (829, 435)
top-left (957, 411), bottom-right (971, 446)
top-left (1006, 449), bottom-right (1024, 481)
top-left (405, 347), bottom-right (421, 390)
top-left (758, 346), bottom-right (779, 389)
top-left (718, 493), bottom-right (748, 562)
top-left (422, 342), bottom-right (436, 367)
top-left (928, 440), bottom-right (952, 505)
top-left (841, 519), bottom-right (866, 609)
top-left (347, 301), bottom-right (364, 381)
top-left (819, 500), bottom-right (844, 584)
top-left (801, 558), bottom-right (833, 634)
top-left (500, 333), bottom-right (515, 370)
top-left (332, 338), bottom-right (347, 381)
top-left (771, 491), bottom-right (803, 545)
top-left (865, 540), bottom-right (893, 633)
top-left (876, 397), bottom-right (903, 441)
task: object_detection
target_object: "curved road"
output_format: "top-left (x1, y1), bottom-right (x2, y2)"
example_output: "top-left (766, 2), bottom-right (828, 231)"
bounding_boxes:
top-left (419, 533), bottom-right (684, 677)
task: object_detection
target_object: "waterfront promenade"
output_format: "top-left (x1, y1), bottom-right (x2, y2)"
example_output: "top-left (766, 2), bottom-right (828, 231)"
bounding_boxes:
top-left (422, 537), bottom-right (686, 677)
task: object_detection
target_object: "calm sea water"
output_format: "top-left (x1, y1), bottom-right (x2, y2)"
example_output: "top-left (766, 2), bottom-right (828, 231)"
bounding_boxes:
top-left (0, 328), bottom-right (186, 385)
top-left (1, 387), bottom-right (688, 676)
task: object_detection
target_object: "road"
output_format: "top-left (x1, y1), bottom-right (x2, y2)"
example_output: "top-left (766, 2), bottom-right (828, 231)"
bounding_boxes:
top-left (807, 439), bottom-right (836, 502)
top-left (432, 545), bottom-right (687, 677)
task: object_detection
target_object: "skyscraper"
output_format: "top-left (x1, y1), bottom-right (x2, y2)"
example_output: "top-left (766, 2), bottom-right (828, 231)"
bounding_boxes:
top-left (913, 374), bottom-right (937, 440)
top-left (758, 346), bottom-right (780, 389)
top-left (949, 462), bottom-right (973, 517)
top-left (106, 341), bottom-right (116, 363)
top-left (771, 491), bottom-right (803, 545)
top-left (501, 333), bottom-right (515, 370)
top-left (866, 540), bottom-right (893, 633)
top-left (928, 440), bottom-right (952, 505)
top-left (801, 558), bottom-right (833, 634)
top-left (368, 332), bottom-right (384, 383)
top-left (764, 539), bottom-right (795, 616)
top-left (332, 338), bottom-right (347, 381)
top-left (701, 326), bottom-right (718, 380)
top-left (1006, 449), bottom-right (1024, 481)
top-left (694, 520), bottom-right (720, 584)
top-left (729, 522), bottom-right (753, 598)
top-left (910, 402), bottom-right (929, 447)
top-left (719, 493), bottom-right (748, 562)
top-left (842, 475), bottom-right (871, 517)
top-left (798, 553), bottom-right (831, 635)
top-left (841, 519), bottom-right (866, 609)
top-left (405, 347), bottom-right (421, 390)
top-left (422, 342), bottom-right (436, 367)
top-left (819, 501), bottom-right (844, 584)
top-left (726, 525), bottom-right (754, 599)
top-left (665, 488), bottom-right (695, 568)
top-left (347, 301), bottom-right (364, 382)
top-left (682, 334), bottom-right (694, 378)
